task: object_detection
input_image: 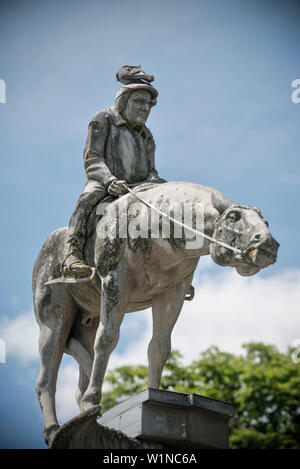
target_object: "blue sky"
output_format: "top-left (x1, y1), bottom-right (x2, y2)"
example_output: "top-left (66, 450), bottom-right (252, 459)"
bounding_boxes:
top-left (0, 0), bottom-right (300, 449)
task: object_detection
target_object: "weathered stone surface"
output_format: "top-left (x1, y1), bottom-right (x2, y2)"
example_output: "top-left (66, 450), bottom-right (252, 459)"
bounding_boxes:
top-left (33, 182), bottom-right (279, 445)
top-left (62, 72), bottom-right (160, 279)
top-left (99, 389), bottom-right (234, 449)
top-left (49, 404), bottom-right (168, 449)
top-left (49, 390), bottom-right (234, 449)
top-left (32, 66), bottom-right (279, 447)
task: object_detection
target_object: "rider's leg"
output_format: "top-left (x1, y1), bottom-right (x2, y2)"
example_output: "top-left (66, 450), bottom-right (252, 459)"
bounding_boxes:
top-left (62, 183), bottom-right (106, 277)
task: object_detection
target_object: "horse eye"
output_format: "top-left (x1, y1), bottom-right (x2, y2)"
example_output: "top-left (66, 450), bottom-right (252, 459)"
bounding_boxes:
top-left (264, 220), bottom-right (269, 228)
top-left (227, 211), bottom-right (241, 222)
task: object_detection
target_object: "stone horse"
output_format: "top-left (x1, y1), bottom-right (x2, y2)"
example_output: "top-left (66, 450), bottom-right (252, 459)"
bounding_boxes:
top-left (32, 182), bottom-right (279, 444)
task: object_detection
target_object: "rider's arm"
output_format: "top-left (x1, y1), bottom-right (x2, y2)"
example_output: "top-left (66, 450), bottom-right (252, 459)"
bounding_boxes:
top-left (145, 130), bottom-right (166, 182)
top-left (83, 117), bottom-right (117, 188)
top-left (145, 131), bottom-right (159, 180)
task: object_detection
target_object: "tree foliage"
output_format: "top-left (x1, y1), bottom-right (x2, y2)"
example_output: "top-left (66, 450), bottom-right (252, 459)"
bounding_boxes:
top-left (102, 343), bottom-right (300, 449)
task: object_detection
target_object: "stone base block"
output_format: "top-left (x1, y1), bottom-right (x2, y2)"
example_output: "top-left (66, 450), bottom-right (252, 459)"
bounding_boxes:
top-left (99, 388), bottom-right (234, 449)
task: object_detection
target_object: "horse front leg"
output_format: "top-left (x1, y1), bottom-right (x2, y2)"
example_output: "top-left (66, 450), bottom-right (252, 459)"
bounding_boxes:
top-left (82, 263), bottom-right (132, 411)
top-left (148, 274), bottom-right (193, 389)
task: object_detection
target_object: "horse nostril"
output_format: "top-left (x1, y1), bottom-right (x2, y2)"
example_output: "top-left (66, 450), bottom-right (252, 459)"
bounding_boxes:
top-left (254, 234), bottom-right (261, 241)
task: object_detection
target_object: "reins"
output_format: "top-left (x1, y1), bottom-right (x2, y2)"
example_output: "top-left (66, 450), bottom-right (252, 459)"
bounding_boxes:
top-left (122, 184), bottom-right (242, 254)
top-left (45, 183), bottom-right (242, 286)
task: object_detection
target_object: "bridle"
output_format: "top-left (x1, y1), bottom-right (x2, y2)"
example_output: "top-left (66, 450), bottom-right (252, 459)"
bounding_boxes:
top-left (45, 185), bottom-right (245, 286)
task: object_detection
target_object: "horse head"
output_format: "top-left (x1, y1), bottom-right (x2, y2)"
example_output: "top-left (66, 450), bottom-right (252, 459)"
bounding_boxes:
top-left (210, 204), bottom-right (279, 276)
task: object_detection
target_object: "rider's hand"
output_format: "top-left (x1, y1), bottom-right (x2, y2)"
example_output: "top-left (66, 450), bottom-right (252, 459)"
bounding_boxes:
top-left (108, 179), bottom-right (128, 196)
top-left (149, 176), bottom-right (167, 184)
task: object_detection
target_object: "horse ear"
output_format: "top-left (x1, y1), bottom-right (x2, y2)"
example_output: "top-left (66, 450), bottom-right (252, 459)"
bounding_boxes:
top-left (211, 192), bottom-right (232, 215)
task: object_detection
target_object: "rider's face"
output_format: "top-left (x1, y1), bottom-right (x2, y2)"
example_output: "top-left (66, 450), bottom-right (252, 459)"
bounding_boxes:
top-left (123, 90), bottom-right (152, 127)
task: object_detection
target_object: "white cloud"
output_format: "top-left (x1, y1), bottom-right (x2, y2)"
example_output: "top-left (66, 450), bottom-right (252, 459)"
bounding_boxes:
top-left (56, 360), bottom-right (79, 422)
top-left (3, 266), bottom-right (300, 423)
top-left (108, 311), bottom-right (153, 370)
top-left (0, 311), bottom-right (39, 364)
top-left (108, 263), bottom-right (300, 368)
top-left (55, 265), bottom-right (300, 422)
top-left (172, 265), bottom-right (300, 362)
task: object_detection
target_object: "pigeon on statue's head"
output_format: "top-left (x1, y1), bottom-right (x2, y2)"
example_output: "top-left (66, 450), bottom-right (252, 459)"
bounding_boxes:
top-left (116, 65), bottom-right (154, 86)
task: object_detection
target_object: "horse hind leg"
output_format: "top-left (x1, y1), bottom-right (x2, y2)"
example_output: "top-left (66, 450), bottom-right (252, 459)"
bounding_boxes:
top-left (65, 339), bottom-right (92, 412)
top-left (64, 308), bottom-right (99, 412)
top-left (34, 286), bottom-right (77, 445)
top-left (65, 325), bottom-right (97, 412)
top-left (148, 274), bottom-right (193, 389)
top-left (74, 367), bottom-right (90, 412)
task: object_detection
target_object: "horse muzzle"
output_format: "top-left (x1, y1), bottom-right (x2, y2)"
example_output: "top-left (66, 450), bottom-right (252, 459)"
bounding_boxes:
top-left (243, 235), bottom-right (279, 268)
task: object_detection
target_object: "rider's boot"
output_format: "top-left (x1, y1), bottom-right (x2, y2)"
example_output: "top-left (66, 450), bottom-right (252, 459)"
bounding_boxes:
top-left (61, 192), bottom-right (103, 278)
top-left (62, 235), bottom-right (93, 278)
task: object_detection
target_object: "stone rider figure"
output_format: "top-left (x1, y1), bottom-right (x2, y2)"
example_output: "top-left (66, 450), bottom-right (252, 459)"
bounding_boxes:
top-left (62, 72), bottom-right (164, 279)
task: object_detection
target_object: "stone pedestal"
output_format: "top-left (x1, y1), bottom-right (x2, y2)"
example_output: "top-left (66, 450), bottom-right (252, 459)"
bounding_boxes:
top-left (99, 388), bottom-right (234, 449)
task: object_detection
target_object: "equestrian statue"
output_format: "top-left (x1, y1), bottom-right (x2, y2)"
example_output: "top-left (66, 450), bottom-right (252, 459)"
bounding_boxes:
top-left (32, 66), bottom-right (279, 445)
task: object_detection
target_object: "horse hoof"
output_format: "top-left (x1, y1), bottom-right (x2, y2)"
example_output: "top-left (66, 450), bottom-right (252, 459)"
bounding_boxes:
top-left (80, 403), bottom-right (102, 418)
top-left (82, 398), bottom-right (101, 412)
top-left (44, 424), bottom-right (60, 446)
top-left (82, 388), bottom-right (101, 411)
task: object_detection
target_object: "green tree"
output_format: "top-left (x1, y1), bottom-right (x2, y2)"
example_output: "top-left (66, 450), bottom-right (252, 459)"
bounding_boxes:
top-left (102, 343), bottom-right (300, 449)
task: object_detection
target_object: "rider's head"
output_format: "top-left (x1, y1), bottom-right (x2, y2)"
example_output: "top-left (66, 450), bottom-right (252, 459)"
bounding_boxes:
top-left (115, 84), bottom-right (158, 127)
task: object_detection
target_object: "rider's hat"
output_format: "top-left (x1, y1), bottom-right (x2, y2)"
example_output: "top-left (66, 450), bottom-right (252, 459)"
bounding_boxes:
top-left (115, 84), bottom-right (158, 112)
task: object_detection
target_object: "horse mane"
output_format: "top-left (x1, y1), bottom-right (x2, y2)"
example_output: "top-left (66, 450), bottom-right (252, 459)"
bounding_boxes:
top-left (210, 191), bottom-right (232, 215)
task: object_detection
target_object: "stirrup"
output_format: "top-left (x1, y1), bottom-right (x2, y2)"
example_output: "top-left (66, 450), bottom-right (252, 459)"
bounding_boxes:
top-left (61, 250), bottom-right (92, 279)
top-left (62, 256), bottom-right (93, 277)
top-left (45, 267), bottom-right (97, 286)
